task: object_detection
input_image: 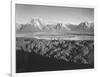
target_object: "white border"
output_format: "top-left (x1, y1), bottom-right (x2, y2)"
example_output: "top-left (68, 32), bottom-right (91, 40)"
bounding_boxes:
top-left (11, 0), bottom-right (96, 77)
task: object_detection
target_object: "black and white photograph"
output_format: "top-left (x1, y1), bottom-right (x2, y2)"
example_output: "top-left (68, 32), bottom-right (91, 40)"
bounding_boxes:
top-left (16, 4), bottom-right (94, 73)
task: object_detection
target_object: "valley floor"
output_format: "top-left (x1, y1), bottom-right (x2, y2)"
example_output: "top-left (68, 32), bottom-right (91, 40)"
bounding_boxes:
top-left (16, 37), bottom-right (94, 73)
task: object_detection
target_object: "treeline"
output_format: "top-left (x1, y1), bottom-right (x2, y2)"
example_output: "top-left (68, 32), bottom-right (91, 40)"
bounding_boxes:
top-left (16, 37), bottom-right (94, 65)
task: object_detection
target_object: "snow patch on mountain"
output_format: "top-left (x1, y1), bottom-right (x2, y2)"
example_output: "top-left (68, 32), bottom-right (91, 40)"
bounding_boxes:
top-left (16, 17), bottom-right (94, 35)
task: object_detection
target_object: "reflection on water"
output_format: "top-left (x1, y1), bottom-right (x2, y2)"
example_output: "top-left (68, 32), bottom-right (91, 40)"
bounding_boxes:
top-left (16, 33), bottom-right (94, 40)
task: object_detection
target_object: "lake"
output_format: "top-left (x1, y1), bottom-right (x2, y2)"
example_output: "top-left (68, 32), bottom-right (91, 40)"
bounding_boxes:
top-left (16, 33), bottom-right (94, 40)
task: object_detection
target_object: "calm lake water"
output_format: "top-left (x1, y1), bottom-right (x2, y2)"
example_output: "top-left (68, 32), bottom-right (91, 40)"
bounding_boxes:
top-left (16, 33), bottom-right (94, 40)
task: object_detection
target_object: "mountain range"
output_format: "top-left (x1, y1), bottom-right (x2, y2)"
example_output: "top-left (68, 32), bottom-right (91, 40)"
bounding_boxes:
top-left (16, 18), bottom-right (94, 35)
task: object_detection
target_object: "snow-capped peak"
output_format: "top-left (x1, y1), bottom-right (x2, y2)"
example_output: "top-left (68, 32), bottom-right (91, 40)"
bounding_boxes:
top-left (79, 21), bottom-right (94, 28)
top-left (30, 18), bottom-right (45, 30)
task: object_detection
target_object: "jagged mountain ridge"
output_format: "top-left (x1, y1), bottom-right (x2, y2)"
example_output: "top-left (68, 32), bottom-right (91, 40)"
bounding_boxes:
top-left (16, 18), bottom-right (94, 35)
top-left (66, 22), bottom-right (94, 34)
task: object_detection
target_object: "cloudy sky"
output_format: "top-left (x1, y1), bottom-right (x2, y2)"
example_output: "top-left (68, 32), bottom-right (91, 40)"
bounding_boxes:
top-left (16, 4), bottom-right (94, 25)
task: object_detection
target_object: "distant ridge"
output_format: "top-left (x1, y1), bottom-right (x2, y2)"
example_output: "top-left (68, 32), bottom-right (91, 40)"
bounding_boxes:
top-left (16, 18), bottom-right (94, 35)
